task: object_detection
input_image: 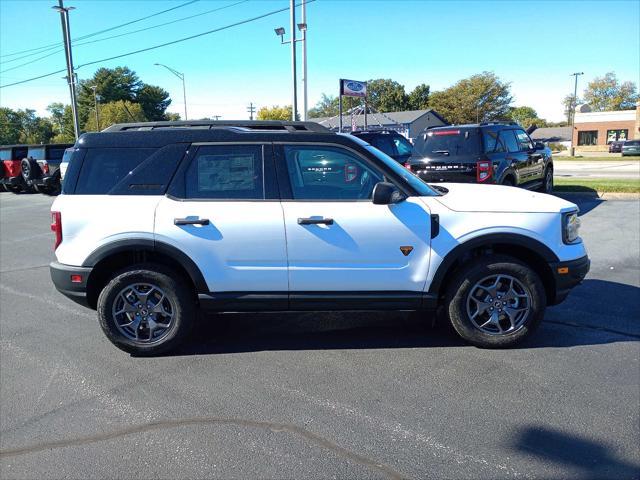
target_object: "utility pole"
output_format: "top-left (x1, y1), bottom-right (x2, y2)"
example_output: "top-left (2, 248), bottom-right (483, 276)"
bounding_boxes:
top-left (91, 85), bottom-right (99, 131)
top-left (53, 0), bottom-right (80, 140)
top-left (289, 0), bottom-right (297, 121)
top-left (300, 0), bottom-right (308, 121)
top-left (247, 102), bottom-right (256, 120)
top-left (569, 72), bottom-right (584, 156)
top-left (211, 115), bottom-right (221, 121)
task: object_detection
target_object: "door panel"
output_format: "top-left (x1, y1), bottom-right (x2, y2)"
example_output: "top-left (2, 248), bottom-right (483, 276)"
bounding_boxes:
top-left (155, 144), bottom-right (287, 293)
top-left (282, 198), bottom-right (432, 292)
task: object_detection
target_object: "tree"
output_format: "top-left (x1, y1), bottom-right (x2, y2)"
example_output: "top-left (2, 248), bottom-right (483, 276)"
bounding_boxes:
top-left (47, 103), bottom-right (76, 142)
top-left (257, 105), bottom-right (293, 120)
top-left (508, 106), bottom-right (547, 128)
top-left (582, 72), bottom-right (638, 111)
top-left (0, 107), bottom-right (22, 144)
top-left (84, 100), bottom-right (147, 131)
top-left (428, 72), bottom-right (513, 124)
top-left (308, 94), bottom-right (339, 118)
top-left (136, 84), bottom-right (171, 121)
top-left (562, 94), bottom-right (579, 124)
top-left (408, 84), bottom-right (430, 110)
top-left (366, 78), bottom-right (409, 112)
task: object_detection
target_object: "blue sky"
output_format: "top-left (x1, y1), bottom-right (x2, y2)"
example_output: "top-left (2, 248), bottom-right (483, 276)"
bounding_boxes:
top-left (1, 0), bottom-right (638, 121)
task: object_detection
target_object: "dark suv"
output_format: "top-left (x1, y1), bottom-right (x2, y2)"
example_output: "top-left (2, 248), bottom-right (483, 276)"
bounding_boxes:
top-left (350, 130), bottom-right (414, 165)
top-left (407, 122), bottom-right (554, 193)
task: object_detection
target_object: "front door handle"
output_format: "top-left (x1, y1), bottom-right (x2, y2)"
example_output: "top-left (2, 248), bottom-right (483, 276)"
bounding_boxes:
top-left (174, 218), bottom-right (210, 226)
top-left (297, 217), bottom-right (334, 225)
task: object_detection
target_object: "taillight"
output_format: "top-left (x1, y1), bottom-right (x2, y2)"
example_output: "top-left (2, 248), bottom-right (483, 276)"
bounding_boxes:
top-left (404, 162), bottom-right (411, 170)
top-left (51, 211), bottom-right (62, 250)
top-left (476, 160), bottom-right (493, 183)
top-left (42, 163), bottom-right (50, 174)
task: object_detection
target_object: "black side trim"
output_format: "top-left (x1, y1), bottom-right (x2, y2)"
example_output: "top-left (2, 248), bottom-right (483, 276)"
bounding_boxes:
top-left (430, 214), bottom-right (439, 239)
top-left (428, 233), bottom-right (560, 295)
top-left (199, 293), bottom-right (289, 311)
top-left (82, 239), bottom-right (208, 293)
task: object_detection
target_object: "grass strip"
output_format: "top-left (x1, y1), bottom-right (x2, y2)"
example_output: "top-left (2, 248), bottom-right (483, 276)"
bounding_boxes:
top-left (554, 178), bottom-right (640, 193)
top-left (554, 156), bottom-right (640, 161)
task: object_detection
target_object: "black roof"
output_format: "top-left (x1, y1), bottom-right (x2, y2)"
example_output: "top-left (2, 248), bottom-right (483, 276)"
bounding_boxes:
top-left (79, 120), bottom-right (346, 149)
top-left (428, 121), bottom-right (520, 130)
top-left (0, 143), bottom-right (73, 149)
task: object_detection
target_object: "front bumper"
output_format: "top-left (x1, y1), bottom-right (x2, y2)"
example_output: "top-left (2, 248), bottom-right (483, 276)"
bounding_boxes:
top-left (549, 254), bottom-right (590, 305)
top-left (50, 261), bottom-right (94, 308)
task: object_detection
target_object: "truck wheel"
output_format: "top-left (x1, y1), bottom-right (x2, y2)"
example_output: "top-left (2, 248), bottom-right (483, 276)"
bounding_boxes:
top-left (20, 158), bottom-right (41, 181)
top-left (539, 167), bottom-right (553, 194)
top-left (444, 255), bottom-right (546, 348)
top-left (97, 264), bottom-right (195, 355)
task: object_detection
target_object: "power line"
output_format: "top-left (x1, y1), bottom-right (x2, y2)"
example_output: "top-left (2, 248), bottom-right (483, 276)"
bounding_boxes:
top-left (0, 0), bottom-right (247, 69)
top-left (0, 49), bottom-right (63, 73)
top-left (0, 0), bottom-right (200, 59)
top-left (0, 1), bottom-right (315, 90)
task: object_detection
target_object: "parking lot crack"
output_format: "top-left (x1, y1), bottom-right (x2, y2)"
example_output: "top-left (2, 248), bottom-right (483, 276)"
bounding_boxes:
top-left (0, 417), bottom-right (407, 479)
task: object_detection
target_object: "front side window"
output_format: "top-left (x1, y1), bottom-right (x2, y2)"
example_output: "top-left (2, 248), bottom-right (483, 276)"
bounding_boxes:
top-left (578, 131), bottom-right (598, 146)
top-left (514, 129), bottom-right (534, 151)
top-left (499, 130), bottom-right (520, 153)
top-left (283, 145), bottom-right (383, 200)
top-left (185, 145), bottom-right (264, 200)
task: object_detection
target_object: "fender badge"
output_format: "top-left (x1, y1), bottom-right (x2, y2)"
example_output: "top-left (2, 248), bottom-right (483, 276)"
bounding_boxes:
top-left (400, 246), bottom-right (414, 256)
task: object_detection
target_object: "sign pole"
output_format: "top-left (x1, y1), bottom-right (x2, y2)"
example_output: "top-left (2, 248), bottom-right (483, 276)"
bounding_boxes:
top-left (364, 96), bottom-right (368, 129)
top-left (338, 79), bottom-right (343, 133)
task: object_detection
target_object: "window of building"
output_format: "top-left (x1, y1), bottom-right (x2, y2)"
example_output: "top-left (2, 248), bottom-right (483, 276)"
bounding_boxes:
top-left (185, 145), bottom-right (264, 200)
top-left (577, 131), bottom-right (598, 146)
top-left (606, 129), bottom-right (629, 144)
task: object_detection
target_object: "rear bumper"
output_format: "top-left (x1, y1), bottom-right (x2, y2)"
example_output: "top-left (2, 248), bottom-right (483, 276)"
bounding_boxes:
top-left (28, 173), bottom-right (59, 188)
top-left (412, 169), bottom-right (478, 183)
top-left (549, 254), bottom-right (590, 305)
top-left (50, 261), bottom-right (93, 308)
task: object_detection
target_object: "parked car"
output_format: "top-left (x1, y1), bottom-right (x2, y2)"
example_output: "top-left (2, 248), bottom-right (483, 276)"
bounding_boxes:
top-left (608, 140), bottom-right (625, 153)
top-left (50, 120), bottom-right (589, 355)
top-left (0, 144), bottom-right (28, 192)
top-left (21, 143), bottom-right (73, 194)
top-left (408, 122), bottom-right (554, 193)
top-left (621, 140), bottom-right (640, 156)
top-left (350, 129), bottom-right (414, 164)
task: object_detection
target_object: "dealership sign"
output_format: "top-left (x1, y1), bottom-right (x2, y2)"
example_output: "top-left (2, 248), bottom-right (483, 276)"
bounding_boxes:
top-left (340, 79), bottom-right (367, 98)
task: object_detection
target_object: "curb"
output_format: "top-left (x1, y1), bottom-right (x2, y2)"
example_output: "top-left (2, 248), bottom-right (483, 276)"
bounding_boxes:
top-left (554, 191), bottom-right (640, 201)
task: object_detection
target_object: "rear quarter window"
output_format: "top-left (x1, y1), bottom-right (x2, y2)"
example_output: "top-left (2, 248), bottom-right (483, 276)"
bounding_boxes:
top-left (0, 149), bottom-right (10, 161)
top-left (75, 148), bottom-right (156, 194)
top-left (28, 147), bottom-right (45, 159)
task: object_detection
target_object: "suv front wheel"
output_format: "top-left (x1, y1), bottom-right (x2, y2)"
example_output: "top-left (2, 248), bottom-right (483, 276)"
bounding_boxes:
top-left (97, 264), bottom-right (195, 355)
top-left (445, 255), bottom-right (546, 348)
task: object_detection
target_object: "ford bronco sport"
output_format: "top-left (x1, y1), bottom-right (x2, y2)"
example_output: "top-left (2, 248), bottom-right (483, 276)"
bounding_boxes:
top-left (50, 120), bottom-right (589, 355)
top-left (409, 122), bottom-right (554, 193)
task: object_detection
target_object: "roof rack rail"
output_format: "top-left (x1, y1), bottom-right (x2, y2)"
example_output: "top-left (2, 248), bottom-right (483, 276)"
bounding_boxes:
top-left (102, 120), bottom-right (330, 133)
top-left (479, 121), bottom-right (519, 126)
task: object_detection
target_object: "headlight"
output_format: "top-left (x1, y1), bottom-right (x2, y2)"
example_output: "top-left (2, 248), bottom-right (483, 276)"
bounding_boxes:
top-left (563, 211), bottom-right (581, 244)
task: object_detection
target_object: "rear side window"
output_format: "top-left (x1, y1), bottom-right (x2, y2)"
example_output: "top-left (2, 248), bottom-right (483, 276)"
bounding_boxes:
top-left (47, 146), bottom-right (67, 160)
top-left (498, 130), bottom-right (520, 153)
top-left (0, 149), bottom-right (10, 160)
top-left (13, 147), bottom-right (27, 160)
top-left (28, 146), bottom-right (45, 159)
top-left (418, 129), bottom-right (481, 157)
top-left (626, 140), bottom-right (640, 146)
top-left (185, 145), bottom-right (264, 199)
top-left (75, 148), bottom-right (155, 194)
top-left (483, 131), bottom-right (506, 153)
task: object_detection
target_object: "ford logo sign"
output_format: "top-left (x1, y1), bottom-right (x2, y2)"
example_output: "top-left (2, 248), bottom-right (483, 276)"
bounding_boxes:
top-left (346, 81), bottom-right (363, 91)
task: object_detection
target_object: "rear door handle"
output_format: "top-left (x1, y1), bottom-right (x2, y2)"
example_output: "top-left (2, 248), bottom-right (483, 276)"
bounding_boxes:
top-left (297, 217), bottom-right (334, 225)
top-left (174, 218), bottom-right (210, 226)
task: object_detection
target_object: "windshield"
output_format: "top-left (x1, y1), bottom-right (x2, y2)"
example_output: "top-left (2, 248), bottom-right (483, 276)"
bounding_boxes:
top-left (364, 145), bottom-right (439, 196)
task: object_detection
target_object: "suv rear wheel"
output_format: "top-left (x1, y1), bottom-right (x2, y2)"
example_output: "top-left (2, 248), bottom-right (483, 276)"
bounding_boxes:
top-left (444, 255), bottom-right (546, 348)
top-left (539, 167), bottom-right (553, 194)
top-left (97, 264), bottom-right (195, 355)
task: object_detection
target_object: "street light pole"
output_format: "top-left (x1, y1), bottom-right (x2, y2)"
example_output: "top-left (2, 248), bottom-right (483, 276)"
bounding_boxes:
top-left (300, 0), bottom-right (308, 121)
top-left (569, 72), bottom-right (584, 156)
top-left (52, 0), bottom-right (80, 140)
top-left (289, 0), bottom-right (297, 121)
top-left (91, 85), bottom-right (99, 131)
top-left (154, 63), bottom-right (188, 120)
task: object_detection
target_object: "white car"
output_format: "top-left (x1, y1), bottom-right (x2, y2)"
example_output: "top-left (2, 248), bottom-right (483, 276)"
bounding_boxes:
top-left (50, 120), bottom-right (590, 355)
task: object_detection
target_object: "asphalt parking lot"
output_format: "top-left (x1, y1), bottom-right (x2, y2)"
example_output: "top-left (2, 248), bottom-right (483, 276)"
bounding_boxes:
top-left (0, 191), bottom-right (638, 479)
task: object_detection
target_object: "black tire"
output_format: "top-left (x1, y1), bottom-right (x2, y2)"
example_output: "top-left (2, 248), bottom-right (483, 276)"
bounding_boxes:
top-left (97, 263), bottom-right (196, 355)
top-left (539, 166), bottom-right (553, 194)
top-left (501, 176), bottom-right (515, 187)
top-left (20, 158), bottom-right (41, 181)
top-left (444, 255), bottom-right (546, 348)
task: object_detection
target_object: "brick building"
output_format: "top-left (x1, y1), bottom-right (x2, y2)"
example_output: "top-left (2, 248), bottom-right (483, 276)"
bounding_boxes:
top-left (573, 103), bottom-right (640, 152)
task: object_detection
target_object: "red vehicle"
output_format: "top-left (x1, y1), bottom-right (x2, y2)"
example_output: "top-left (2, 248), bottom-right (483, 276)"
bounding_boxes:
top-left (0, 145), bottom-right (28, 192)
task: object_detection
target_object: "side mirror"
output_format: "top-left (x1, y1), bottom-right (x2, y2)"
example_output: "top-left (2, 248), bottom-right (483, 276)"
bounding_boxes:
top-left (372, 182), bottom-right (404, 205)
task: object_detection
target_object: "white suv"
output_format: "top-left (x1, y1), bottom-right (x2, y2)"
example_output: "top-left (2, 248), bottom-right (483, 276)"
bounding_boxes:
top-left (50, 121), bottom-right (589, 355)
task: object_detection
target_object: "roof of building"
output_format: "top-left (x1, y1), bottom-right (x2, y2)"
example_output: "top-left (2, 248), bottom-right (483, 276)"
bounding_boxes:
top-left (574, 109), bottom-right (636, 123)
top-left (310, 109), bottom-right (447, 129)
top-left (530, 126), bottom-right (572, 142)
